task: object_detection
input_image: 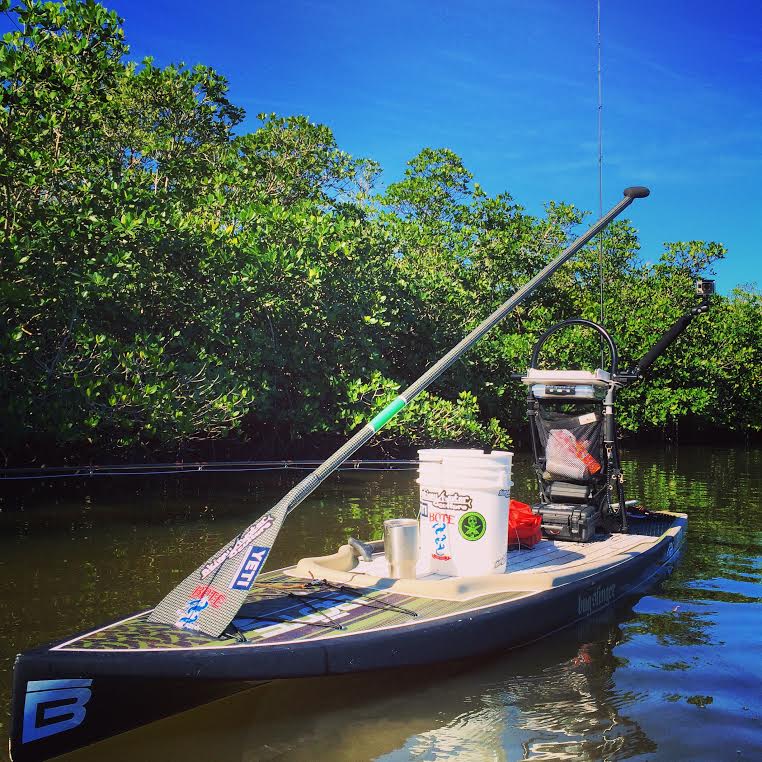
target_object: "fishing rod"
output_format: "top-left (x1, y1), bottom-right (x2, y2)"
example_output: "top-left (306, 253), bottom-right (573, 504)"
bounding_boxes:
top-left (148, 186), bottom-right (651, 638)
top-left (0, 459), bottom-right (422, 480)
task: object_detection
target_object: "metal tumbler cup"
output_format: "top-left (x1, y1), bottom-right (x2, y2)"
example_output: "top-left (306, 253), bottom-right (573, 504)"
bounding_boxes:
top-left (384, 518), bottom-right (419, 579)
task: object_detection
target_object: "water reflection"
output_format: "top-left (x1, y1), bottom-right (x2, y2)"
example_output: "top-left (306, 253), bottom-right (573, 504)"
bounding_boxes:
top-left (81, 614), bottom-right (655, 762)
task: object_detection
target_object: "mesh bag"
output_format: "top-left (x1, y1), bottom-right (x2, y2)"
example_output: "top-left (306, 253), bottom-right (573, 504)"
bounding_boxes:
top-left (534, 405), bottom-right (603, 482)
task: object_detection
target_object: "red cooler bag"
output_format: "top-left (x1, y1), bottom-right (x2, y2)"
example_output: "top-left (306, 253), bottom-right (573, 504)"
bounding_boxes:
top-left (508, 499), bottom-right (542, 549)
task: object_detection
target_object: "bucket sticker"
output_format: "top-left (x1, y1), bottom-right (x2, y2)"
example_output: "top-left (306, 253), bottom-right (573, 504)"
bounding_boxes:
top-left (431, 520), bottom-right (451, 560)
top-left (458, 511), bottom-right (486, 541)
top-left (421, 489), bottom-right (473, 515)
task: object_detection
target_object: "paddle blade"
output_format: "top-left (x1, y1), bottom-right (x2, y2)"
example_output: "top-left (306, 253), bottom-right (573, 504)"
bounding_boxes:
top-left (147, 504), bottom-right (288, 637)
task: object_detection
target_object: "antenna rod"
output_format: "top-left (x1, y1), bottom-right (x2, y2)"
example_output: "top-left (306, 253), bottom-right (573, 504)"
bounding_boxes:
top-left (597, 0), bottom-right (606, 366)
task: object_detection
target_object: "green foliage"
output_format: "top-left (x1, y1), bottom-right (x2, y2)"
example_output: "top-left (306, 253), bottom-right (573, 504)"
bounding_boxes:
top-left (1, 0), bottom-right (759, 464)
top-left (336, 371), bottom-right (510, 449)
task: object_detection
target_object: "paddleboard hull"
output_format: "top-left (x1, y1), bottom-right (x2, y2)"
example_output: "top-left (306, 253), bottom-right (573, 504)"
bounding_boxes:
top-left (9, 513), bottom-right (684, 761)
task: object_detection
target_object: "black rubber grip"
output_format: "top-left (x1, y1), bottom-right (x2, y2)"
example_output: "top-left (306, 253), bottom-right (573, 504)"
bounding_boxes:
top-left (635, 313), bottom-right (693, 375)
top-left (623, 186), bottom-right (650, 199)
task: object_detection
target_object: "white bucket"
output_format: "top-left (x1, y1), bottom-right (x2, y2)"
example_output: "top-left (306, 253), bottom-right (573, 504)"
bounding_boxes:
top-left (417, 449), bottom-right (513, 576)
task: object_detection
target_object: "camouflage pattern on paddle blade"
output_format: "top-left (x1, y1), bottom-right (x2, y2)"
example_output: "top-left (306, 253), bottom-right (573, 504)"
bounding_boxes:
top-left (147, 504), bottom-right (288, 637)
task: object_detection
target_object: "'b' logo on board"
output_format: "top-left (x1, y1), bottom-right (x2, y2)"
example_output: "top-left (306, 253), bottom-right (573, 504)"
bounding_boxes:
top-left (22, 678), bottom-right (93, 744)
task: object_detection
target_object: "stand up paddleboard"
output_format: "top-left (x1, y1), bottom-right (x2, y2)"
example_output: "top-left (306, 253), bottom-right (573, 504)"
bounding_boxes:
top-left (10, 511), bottom-right (684, 762)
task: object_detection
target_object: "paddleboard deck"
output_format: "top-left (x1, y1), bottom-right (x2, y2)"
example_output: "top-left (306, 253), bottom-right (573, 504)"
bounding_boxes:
top-left (10, 511), bottom-right (684, 761)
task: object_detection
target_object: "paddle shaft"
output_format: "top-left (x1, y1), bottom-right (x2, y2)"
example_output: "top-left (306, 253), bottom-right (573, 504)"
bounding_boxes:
top-left (278, 188), bottom-right (648, 518)
top-left (148, 186), bottom-right (649, 637)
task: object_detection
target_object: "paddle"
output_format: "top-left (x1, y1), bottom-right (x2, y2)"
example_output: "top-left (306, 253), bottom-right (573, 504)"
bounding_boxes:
top-left (148, 186), bottom-right (650, 637)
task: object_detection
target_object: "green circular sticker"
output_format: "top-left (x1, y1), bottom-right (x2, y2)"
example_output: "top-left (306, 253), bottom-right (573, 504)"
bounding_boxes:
top-left (458, 511), bottom-right (486, 541)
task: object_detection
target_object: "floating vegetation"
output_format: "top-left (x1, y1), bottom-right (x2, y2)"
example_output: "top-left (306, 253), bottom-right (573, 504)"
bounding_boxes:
top-left (686, 695), bottom-right (714, 708)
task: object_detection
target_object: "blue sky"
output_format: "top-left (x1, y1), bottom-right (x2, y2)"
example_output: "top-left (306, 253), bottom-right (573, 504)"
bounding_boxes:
top-left (5, 1), bottom-right (760, 291)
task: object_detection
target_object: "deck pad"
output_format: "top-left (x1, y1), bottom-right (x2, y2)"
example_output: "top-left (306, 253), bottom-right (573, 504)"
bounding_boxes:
top-left (54, 513), bottom-right (678, 653)
top-left (55, 576), bottom-right (521, 651)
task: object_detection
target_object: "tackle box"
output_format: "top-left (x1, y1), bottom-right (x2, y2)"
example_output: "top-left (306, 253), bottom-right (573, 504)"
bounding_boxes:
top-left (532, 502), bottom-right (601, 543)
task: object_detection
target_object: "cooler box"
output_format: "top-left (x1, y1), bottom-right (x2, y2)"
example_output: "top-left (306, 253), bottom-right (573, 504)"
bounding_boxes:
top-left (534, 502), bottom-right (600, 543)
top-left (417, 449), bottom-right (513, 576)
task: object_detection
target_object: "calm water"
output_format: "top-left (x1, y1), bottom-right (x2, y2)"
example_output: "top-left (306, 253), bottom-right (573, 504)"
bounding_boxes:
top-left (1, 446), bottom-right (760, 761)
